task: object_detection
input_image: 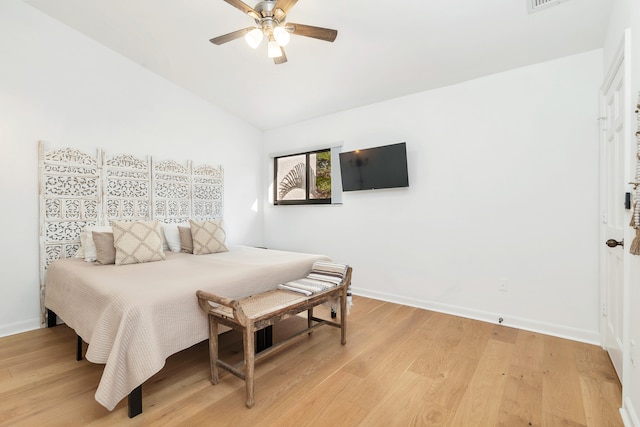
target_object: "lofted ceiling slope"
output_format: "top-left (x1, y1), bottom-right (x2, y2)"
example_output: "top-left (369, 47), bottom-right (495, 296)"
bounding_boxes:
top-left (24, 0), bottom-right (612, 130)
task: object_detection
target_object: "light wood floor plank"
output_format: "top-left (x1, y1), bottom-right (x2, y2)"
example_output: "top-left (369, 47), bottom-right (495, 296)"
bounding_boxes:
top-left (542, 336), bottom-right (589, 425)
top-left (447, 339), bottom-right (515, 426)
top-left (579, 375), bottom-right (624, 427)
top-left (0, 296), bottom-right (623, 426)
top-left (268, 371), bottom-right (368, 427)
top-left (491, 324), bottom-right (520, 345)
top-left (448, 316), bottom-right (494, 359)
top-left (512, 330), bottom-right (545, 372)
top-left (497, 365), bottom-right (543, 427)
top-left (358, 370), bottom-right (440, 426)
top-left (338, 326), bottom-right (430, 411)
top-left (574, 341), bottom-right (621, 384)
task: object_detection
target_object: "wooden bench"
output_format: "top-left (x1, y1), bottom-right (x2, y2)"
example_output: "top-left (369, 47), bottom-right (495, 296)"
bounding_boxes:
top-left (196, 266), bottom-right (352, 408)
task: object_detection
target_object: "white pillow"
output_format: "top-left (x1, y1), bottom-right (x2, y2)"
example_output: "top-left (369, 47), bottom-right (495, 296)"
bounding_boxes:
top-left (74, 239), bottom-right (85, 259)
top-left (77, 225), bottom-right (113, 262)
top-left (162, 222), bottom-right (189, 252)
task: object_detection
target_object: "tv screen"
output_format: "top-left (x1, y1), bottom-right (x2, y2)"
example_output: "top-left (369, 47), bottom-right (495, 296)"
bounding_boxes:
top-left (339, 142), bottom-right (409, 192)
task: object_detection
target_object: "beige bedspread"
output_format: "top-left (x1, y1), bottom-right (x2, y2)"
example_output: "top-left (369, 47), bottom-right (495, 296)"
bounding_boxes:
top-left (44, 245), bottom-right (329, 411)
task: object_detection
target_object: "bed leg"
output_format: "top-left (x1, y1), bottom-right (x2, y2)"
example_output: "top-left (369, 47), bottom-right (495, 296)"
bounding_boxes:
top-left (128, 385), bottom-right (142, 418)
top-left (47, 309), bottom-right (57, 327)
top-left (255, 326), bottom-right (273, 352)
top-left (76, 335), bottom-right (83, 361)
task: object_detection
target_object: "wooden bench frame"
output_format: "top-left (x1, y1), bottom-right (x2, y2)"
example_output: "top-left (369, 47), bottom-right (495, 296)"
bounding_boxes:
top-left (196, 266), bottom-right (352, 408)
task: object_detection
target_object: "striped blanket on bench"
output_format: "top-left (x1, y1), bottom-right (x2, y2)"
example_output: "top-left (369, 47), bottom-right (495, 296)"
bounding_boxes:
top-left (277, 261), bottom-right (347, 295)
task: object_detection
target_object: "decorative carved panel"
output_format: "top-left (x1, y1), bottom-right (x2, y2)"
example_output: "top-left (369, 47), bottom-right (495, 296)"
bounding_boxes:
top-left (39, 143), bottom-right (101, 325)
top-left (152, 159), bottom-right (191, 223)
top-left (38, 142), bottom-right (225, 325)
top-left (192, 163), bottom-right (224, 220)
top-left (104, 153), bottom-right (151, 222)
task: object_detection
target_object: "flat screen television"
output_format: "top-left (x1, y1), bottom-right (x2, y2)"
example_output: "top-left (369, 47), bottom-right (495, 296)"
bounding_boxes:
top-left (339, 142), bottom-right (409, 191)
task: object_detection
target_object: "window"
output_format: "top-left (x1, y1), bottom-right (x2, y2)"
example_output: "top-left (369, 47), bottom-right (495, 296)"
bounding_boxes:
top-left (274, 149), bottom-right (332, 205)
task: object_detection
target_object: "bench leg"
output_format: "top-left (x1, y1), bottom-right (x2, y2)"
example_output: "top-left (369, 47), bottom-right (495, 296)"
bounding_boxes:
top-left (243, 327), bottom-right (255, 408)
top-left (340, 292), bottom-right (347, 345)
top-left (307, 307), bottom-right (314, 333)
top-left (208, 315), bottom-right (219, 385)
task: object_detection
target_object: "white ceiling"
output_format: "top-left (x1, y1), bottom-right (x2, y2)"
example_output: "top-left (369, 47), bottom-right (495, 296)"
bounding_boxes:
top-left (24, 0), bottom-right (612, 130)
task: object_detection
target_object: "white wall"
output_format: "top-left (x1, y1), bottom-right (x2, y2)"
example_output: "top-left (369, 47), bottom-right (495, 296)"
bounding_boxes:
top-left (0, 1), bottom-right (264, 337)
top-left (604, 0), bottom-right (640, 424)
top-left (264, 50), bottom-right (603, 344)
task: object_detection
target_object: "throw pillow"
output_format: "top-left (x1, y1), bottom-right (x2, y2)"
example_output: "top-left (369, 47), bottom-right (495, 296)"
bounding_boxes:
top-left (111, 220), bottom-right (166, 265)
top-left (77, 225), bottom-right (113, 262)
top-left (188, 219), bottom-right (228, 255)
top-left (178, 225), bottom-right (193, 254)
top-left (92, 231), bottom-right (116, 265)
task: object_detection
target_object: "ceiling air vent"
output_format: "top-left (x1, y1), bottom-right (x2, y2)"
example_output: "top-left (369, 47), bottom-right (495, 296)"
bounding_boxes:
top-left (528, 0), bottom-right (568, 13)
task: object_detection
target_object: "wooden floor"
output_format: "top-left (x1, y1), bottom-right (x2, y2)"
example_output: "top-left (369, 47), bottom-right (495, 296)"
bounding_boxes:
top-left (0, 296), bottom-right (623, 426)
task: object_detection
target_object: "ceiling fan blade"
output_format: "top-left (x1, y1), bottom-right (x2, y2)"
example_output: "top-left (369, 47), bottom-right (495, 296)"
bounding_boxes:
top-left (209, 27), bottom-right (254, 45)
top-left (273, 46), bottom-right (288, 64)
top-left (287, 23), bottom-right (337, 42)
top-left (273, 0), bottom-right (298, 16)
top-left (223, 0), bottom-right (261, 19)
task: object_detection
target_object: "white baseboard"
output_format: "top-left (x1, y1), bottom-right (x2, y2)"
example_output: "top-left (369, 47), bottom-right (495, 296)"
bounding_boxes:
top-left (352, 287), bottom-right (600, 345)
top-left (0, 318), bottom-right (41, 338)
top-left (621, 396), bottom-right (640, 427)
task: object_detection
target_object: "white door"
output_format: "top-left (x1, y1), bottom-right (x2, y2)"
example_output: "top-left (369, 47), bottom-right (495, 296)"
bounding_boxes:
top-left (601, 56), bottom-right (626, 381)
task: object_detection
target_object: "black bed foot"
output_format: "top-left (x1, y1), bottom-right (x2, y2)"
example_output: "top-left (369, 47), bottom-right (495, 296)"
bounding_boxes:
top-left (47, 309), bottom-right (57, 328)
top-left (76, 335), bottom-right (83, 361)
top-left (128, 385), bottom-right (142, 418)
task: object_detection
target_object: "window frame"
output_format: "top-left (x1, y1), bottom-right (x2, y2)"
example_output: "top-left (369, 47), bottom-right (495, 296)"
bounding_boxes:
top-left (273, 148), bottom-right (332, 206)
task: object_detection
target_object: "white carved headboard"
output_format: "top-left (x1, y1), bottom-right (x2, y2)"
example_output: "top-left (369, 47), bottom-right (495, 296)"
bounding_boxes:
top-left (38, 141), bottom-right (224, 324)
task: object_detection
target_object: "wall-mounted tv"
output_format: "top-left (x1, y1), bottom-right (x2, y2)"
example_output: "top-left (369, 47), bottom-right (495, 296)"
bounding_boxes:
top-left (339, 142), bottom-right (409, 192)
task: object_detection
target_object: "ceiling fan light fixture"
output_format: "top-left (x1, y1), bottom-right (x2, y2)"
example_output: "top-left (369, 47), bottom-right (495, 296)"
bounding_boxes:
top-left (245, 28), bottom-right (263, 49)
top-left (273, 26), bottom-right (290, 46)
top-left (212, 0), bottom-right (338, 64)
top-left (267, 39), bottom-right (282, 58)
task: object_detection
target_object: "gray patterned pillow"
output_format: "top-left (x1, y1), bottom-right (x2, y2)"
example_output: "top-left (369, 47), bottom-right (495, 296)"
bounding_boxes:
top-left (111, 220), bottom-right (166, 265)
top-left (189, 219), bottom-right (228, 255)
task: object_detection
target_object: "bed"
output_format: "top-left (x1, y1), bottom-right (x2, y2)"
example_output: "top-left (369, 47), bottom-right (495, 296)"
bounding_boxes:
top-left (38, 143), bottom-right (336, 415)
top-left (44, 245), bottom-right (329, 413)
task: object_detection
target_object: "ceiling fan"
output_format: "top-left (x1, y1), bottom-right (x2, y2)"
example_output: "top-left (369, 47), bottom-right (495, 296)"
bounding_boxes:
top-left (210, 0), bottom-right (338, 64)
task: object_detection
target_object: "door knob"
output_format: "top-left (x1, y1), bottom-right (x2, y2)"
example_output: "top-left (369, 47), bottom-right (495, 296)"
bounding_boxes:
top-left (605, 239), bottom-right (624, 248)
